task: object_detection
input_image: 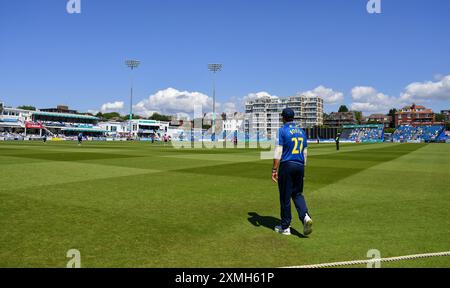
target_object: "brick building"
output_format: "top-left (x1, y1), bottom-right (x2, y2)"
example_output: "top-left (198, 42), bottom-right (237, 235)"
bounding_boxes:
top-left (362, 114), bottom-right (392, 128)
top-left (324, 112), bottom-right (357, 128)
top-left (395, 104), bottom-right (440, 127)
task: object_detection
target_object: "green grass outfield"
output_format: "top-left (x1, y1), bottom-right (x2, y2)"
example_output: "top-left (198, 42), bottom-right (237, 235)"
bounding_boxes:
top-left (0, 141), bottom-right (449, 268)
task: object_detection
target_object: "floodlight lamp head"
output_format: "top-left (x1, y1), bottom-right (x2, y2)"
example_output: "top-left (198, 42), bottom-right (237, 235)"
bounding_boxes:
top-left (125, 60), bottom-right (141, 69)
top-left (208, 63), bottom-right (222, 73)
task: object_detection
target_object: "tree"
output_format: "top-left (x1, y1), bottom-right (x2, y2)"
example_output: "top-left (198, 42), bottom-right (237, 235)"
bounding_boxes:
top-left (121, 114), bottom-right (143, 121)
top-left (338, 105), bottom-right (349, 113)
top-left (435, 113), bottom-right (445, 122)
top-left (102, 112), bottom-right (122, 120)
top-left (388, 108), bottom-right (397, 128)
top-left (17, 105), bottom-right (36, 111)
top-left (446, 122), bottom-right (450, 131)
top-left (354, 111), bottom-right (363, 124)
top-left (384, 128), bottom-right (396, 134)
top-left (149, 113), bottom-right (171, 122)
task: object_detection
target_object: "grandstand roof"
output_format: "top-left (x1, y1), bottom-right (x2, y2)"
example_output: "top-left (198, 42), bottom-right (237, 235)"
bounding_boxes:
top-left (33, 111), bottom-right (98, 120)
top-left (61, 127), bottom-right (106, 133)
top-left (343, 124), bottom-right (383, 128)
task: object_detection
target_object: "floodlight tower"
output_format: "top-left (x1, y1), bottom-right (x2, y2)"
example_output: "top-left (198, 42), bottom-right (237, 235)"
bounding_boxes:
top-left (208, 63), bottom-right (222, 142)
top-left (125, 59), bottom-right (140, 137)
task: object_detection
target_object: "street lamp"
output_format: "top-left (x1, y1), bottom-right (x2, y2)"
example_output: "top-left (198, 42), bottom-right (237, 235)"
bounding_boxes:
top-left (125, 59), bottom-right (140, 137)
top-left (208, 63), bottom-right (222, 142)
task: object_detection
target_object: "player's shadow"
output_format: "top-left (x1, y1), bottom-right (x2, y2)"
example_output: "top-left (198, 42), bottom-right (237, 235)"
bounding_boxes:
top-left (247, 212), bottom-right (306, 238)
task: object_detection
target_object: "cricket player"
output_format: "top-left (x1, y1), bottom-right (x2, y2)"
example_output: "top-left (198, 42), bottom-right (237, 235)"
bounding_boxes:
top-left (77, 132), bottom-right (83, 145)
top-left (272, 108), bottom-right (313, 236)
top-left (335, 133), bottom-right (340, 151)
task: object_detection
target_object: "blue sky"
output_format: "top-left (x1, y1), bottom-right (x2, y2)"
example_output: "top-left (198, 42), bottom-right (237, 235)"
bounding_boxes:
top-left (0, 0), bottom-right (449, 116)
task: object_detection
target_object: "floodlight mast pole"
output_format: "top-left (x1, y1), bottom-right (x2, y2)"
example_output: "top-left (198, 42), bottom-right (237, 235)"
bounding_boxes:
top-left (125, 60), bottom-right (140, 138)
top-left (208, 63), bottom-right (222, 142)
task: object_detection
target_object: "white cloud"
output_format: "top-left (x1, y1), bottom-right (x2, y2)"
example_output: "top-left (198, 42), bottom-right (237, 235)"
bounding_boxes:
top-left (87, 109), bottom-right (99, 115)
top-left (222, 102), bottom-right (237, 113)
top-left (235, 91), bottom-right (278, 112)
top-left (351, 86), bottom-right (378, 101)
top-left (133, 88), bottom-right (213, 116)
top-left (100, 101), bottom-right (124, 113)
top-left (243, 91), bottom-right (279, 103)
top-left (133, 101), bottom-right (160, 118)
top-left (301, 85), bottom-right (344, 104)
top-left (350, 86), bottom-right (403, 114)
top-left (90, 74), bottom-right (449, 118)
top-left (400, 75), bottom-right (450, 102)
top-left (350, 75), bottom-right (450, 114)
top-left (350, 102), bottom-right (381, 113)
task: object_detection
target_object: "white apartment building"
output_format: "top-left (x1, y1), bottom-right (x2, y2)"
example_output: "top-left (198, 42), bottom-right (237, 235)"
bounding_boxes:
top-left (303, 96), bottom-right (324, 127)
top-left (245, 95), bottom-right (323, 138)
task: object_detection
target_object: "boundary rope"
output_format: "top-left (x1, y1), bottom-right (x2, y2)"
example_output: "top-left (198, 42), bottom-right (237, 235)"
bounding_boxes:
top-left (282, 251), bottom-right (450, 268)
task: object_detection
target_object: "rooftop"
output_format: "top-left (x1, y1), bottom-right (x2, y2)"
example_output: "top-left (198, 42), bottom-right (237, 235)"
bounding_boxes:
top-left (33, 111), bottom-right (98, 120)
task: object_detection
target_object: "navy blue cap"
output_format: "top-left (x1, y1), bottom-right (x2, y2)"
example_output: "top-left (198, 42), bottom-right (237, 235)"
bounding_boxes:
top-left (281, 108), bottom-right (295, 118)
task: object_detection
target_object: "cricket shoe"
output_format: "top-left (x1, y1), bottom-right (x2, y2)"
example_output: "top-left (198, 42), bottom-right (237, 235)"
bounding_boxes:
top-left (303, 214), bottom-right (313, 236)
top-left (274, 225), bottom-right (291, 236)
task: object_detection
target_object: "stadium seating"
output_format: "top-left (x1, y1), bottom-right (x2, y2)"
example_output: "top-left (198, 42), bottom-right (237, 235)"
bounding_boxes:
top-left (393, 125), bottom-right (445, 142)
top-left (393, 125), bottom-right (417, 142)
top-left (340, 126), bottom-right (384, 142)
